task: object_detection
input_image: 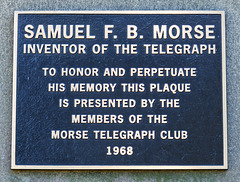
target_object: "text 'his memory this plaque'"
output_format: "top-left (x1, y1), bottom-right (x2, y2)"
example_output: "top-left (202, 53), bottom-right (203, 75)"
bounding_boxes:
top-left (12, 11), bottom-right (227, 169)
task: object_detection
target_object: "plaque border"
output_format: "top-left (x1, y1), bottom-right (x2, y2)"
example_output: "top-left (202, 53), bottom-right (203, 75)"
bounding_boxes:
top-left (12, 10), bottom-right (227, 170)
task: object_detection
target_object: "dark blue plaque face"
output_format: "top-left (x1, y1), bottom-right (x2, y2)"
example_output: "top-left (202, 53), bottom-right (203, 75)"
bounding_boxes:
top-left (12, 11), bottom-right (227, 170)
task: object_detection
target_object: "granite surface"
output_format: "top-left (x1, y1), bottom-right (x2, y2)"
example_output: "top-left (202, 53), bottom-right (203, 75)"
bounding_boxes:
top-left (0, 0), bottom-right (239, 181)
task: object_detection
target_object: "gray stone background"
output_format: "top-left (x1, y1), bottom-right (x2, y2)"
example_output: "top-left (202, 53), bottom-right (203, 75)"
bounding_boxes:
top-left (0, 0), bottom-right (239, 181)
